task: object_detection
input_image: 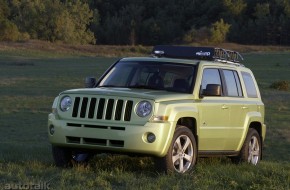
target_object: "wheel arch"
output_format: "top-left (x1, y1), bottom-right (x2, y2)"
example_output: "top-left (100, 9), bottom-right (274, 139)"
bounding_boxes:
top-left (249, 121), bottom-right (262, 138)
top-left (237, 113), bottom-right (264, 152)
top-left (176, 117), bottom-right (198, 147)
top-left (244, 112), bottom-right (265, 141)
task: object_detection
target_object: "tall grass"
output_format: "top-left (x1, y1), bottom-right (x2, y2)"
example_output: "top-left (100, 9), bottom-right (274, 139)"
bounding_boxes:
top-left (0, 51), bottom-right (289, 189)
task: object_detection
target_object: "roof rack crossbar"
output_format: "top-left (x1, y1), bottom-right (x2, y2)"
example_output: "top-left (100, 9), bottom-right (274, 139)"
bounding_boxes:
top-left (214, 48), bottom-right (230, 60)
top-left (214, 48), bottom-right (244, 63)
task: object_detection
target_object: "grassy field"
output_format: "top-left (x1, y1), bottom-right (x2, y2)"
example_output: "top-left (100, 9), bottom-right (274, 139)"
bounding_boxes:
top-left (0, 48), bottom-right (289, 190)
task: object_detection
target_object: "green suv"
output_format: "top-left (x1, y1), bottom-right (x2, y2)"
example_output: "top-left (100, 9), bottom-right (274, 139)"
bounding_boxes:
top-left (48, 45), bottom-right (266, 173)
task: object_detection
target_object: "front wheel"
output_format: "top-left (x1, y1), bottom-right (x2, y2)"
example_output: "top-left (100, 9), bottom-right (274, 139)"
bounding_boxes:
top-left (52, 146), bottom-right (91, 167)
top-left (155, 125), bottom-right (197, 173)
top-left (231, 128), bottom-right (262, 165)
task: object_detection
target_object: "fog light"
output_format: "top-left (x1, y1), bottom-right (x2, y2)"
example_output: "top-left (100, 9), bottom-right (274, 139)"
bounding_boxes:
top-left (147, 133), bottom-right (156, 143)
top-left (49, 125), bottom-right (55, 135)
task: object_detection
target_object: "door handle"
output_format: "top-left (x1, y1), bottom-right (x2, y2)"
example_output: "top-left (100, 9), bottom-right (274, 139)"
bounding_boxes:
top-left (242, 106), bottom-right (248, 109)
top-left (221, 105), bottom-right (229, 109)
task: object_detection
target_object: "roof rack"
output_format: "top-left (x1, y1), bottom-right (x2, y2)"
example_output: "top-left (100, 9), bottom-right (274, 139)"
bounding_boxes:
top-left (152, 45), bottom-right (244, 66)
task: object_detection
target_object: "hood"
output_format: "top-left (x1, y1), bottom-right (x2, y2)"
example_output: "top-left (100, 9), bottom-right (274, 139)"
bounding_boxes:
top-left (60, 87), bottom-right (194, 102)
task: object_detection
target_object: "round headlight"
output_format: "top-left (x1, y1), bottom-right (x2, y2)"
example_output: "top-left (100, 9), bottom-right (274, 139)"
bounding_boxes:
top-left (60, 96), bottom-right (72, 112)
top-left (136, 101), bottom-right (152, 117)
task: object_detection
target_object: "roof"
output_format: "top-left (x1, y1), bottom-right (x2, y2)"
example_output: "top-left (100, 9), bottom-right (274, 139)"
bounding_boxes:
top-left (120, 45), bottom-right (246, 68)
top-left (120, 57), bottom-right (200, 65)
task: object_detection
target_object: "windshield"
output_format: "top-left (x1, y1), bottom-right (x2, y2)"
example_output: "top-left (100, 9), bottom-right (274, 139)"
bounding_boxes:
top-left (98, 61), bottom-right (196, 93)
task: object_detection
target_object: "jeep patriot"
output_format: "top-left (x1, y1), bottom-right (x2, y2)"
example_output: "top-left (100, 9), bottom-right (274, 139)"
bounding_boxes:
top-left (48, 45), bottom-right (266, 173)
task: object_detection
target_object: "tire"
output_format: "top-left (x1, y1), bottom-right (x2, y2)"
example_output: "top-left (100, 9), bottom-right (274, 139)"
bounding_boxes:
top-left (231, 128), bottom-right (262, 165)
top-left (52, 146), bottom-right (91, 167)
top-left (155, 125), bottom-right (197, 173)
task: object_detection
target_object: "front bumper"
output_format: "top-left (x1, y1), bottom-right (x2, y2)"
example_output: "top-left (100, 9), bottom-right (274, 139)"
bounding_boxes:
top-left (48, 113), bottom-right (175, 157)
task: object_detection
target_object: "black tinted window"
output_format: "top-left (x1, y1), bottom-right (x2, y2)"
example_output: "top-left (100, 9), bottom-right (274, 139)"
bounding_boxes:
top-left (223, 70), bottom-right (243, 97)
top-left (242, 72), bottom-right (258, 98)
top-left (234, 71), bottom-right (243, 96)
top-left (98, 61), bottom-right (195, 93)
top-left (201, 68), bottom-right (222, 94)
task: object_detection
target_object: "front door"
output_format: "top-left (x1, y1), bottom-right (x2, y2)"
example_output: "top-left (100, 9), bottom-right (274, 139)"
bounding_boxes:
top-left (198, 68), bottom-right (230, 151)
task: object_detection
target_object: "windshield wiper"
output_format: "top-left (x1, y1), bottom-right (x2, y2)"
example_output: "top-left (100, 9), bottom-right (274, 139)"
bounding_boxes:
top-left (128, 85), bottom-right (162, 90)
top-left (99, 85), bottom-right (163, 90)
top-left (98, 85), bottom-right (120, 87)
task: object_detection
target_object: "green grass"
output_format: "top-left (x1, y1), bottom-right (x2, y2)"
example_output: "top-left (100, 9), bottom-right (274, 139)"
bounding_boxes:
top-left (0, 51), bottom-right (290, 190)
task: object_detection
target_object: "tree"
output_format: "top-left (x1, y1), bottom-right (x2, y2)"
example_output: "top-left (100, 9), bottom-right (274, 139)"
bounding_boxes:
top-left (0, 0), bottom-right (23, 42)
top-left (223, 0), bottom-right (247, 17)
top-left (210, 19), bottom-right (231, 44)
top-left (1, 0), bottom-right (290, 45)
top-left (0, 0), bottom-right (10, 21)
top-left (139, 18), bottom-right (161, 45)
top-left (0, 20), bottom-right (20, 41)
top-left (89, 9), bottom-right (100, 42)
top-left (65, 0), bottom-right (95, 44)
top-left (98, 15), bottom-right (127, 45)
top-left (8, 0), bottom-right (95, 44)
top-left (253, 3), bottom-right (271, 44)
top-left (119, 4), bottom-right (144, 45)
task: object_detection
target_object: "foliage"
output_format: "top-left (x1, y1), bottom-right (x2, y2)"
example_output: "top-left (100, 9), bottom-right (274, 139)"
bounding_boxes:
top-left (3, 0), bottom-right (95, 44)
top-left (182, 27), bottom-right (211, 44)
top-left (270, 80), bottom-right (289, 91)
top-left (1, 0), bottom-right (290, 45)
top-left (210, 19), bottom-right (231, 44)
top-left (0, 20), bottom-right (19, 41)
top-left (0, 0), bottom-right (28, 42)
top-left (0, 0), bottom-right (9, 20)
top-left (223, 0), bottom-right (247, 16)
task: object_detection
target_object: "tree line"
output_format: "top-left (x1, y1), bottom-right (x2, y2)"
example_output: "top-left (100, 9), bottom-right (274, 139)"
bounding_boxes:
top-left (1, 0), bottom-right (290, 46)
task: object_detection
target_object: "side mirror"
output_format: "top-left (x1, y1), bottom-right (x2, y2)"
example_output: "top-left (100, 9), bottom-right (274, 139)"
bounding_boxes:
top-left (85, 77), bottom-right (96, 88)
top-left (202, 84), bottom-right (221, 96)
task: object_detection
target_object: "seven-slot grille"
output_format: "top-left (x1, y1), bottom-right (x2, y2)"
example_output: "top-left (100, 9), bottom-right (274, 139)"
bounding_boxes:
top-left (71, 97), bottom-right (133, 121)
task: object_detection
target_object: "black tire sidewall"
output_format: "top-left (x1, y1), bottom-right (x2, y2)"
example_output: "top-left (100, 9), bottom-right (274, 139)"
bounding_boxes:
top-left (239, 128), bottom-right (262, 164)
top-left (52, 146), bottom-right (72, 167)
top-left (163, 125), bottom-right (197, 173)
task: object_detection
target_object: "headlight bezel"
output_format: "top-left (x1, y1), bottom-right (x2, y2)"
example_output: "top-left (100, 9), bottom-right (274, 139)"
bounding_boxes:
top-left (60, 96), bottom-right (72, 112)
top-left (136, 100), bottom-right (152, 117)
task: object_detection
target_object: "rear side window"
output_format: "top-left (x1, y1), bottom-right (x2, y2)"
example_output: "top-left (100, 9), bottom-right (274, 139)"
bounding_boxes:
top-left (241, 72), bottom-right (258, 98)
top-left (223, 70), bottom-right (243, 97)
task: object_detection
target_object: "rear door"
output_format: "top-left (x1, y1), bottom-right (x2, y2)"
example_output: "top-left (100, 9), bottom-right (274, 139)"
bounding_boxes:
top-left (221, 69), bottom-right (246, 150)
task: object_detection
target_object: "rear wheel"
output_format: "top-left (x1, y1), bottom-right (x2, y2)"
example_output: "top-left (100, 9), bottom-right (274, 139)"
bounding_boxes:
top-left (52, 146), bottom-right (91, 167)
top-left (231, 128), bottom-right (262, 165)
top-left (155, 125), bottom-right (197, 173)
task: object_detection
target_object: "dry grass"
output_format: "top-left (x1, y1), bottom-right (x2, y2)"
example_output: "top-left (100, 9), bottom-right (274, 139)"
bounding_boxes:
top-left (0, 77), bottom-right (34, 87)
top-left (1, 40), bottom-right (289, 58)
top-left (0, 43), bottom-right (290, 190)
top-left (0, 40), bottom-right (151, 57)
top-left (217, 43), bottom-right (290, 53)
top-left (0, 95), bottom-right (52, 113)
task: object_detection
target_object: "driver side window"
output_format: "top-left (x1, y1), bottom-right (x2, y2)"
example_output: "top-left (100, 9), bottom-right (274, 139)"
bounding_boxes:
top-left (201, 68), bottom-right (222, 95)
